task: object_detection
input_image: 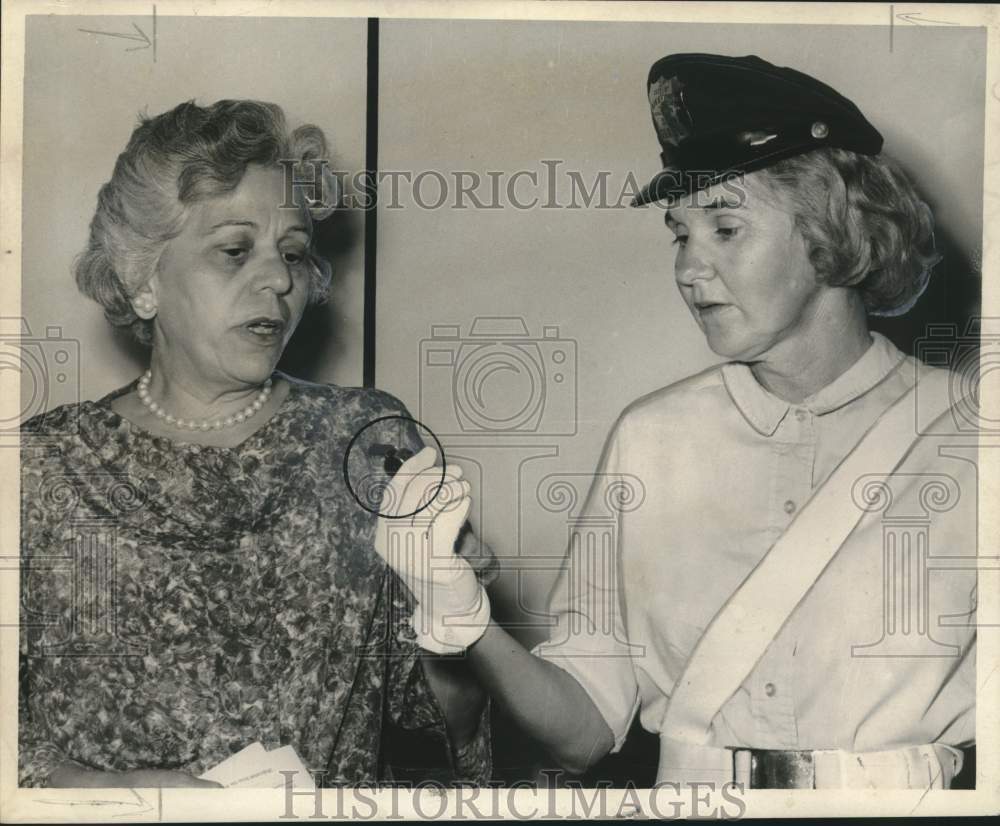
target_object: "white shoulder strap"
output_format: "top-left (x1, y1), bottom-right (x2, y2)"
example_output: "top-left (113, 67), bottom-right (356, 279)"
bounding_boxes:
top-left (661, 368), bottom-right (955, 745)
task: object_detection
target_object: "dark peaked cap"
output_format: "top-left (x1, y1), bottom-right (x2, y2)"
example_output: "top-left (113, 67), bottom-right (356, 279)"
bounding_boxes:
top-left (632, 53), bottom-right (884, 206)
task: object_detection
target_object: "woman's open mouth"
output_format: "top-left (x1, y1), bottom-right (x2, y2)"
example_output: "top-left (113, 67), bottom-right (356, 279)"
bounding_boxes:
top-left (242, 317), bottom-right (286, 342)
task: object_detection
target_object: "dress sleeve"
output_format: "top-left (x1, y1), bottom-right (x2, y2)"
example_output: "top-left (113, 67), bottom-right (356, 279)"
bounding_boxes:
top-left (18, 535), bottom-right (74, 787)
top-left (531, 415), bottom-right (641, 753)
top-left (19, 651), bottom-right (71, 787)
top-left (362, 390), bottom-right (495, 783)
top-left (18, 446), bottom-right (69, 787)
top-left (383, 555), bottom-right (494, 785)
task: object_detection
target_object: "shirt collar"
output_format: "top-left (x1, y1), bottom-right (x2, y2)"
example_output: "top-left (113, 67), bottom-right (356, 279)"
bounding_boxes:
top-left (721, 332), bottom-right (905, 437)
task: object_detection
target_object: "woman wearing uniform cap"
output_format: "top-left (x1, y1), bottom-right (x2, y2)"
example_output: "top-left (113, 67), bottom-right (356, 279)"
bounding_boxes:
top-left (379, 53), bottom-right (977, 790)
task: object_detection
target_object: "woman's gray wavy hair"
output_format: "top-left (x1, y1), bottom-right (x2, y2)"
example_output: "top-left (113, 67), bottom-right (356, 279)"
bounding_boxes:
top-left (752, 147), bottom-right (941, 317)
top-left (75, 99), bottom-right (338, 345)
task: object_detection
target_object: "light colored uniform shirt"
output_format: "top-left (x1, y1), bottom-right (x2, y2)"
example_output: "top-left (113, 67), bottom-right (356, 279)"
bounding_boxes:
top-left (535, 333), bottom-right (976, 754)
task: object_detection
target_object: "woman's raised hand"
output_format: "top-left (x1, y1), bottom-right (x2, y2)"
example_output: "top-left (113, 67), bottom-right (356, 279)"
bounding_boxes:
top-left (374, 447), bottom-right (491, 653)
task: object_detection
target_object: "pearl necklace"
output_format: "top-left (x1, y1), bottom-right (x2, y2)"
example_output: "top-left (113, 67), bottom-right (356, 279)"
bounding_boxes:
top-left (137, 370), bottom-right (273, 431)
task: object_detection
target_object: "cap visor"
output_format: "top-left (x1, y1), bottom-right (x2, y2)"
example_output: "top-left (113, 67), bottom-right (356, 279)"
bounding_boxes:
top-left (630, 169), bottom-right (680, 207)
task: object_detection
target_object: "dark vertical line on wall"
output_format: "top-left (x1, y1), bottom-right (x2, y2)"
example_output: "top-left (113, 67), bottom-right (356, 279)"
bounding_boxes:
top-left (363, 17), bottom-right (379, 388)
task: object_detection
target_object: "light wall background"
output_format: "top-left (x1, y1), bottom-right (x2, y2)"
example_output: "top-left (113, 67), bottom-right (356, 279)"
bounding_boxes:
top-left (16, 12), bottom-right (987, 784)
top-left (21, 14), bottom-right (368, 406)
top-left (375, 20), bottom-right (986, 641)
top-left (20, 15), bottom-right (986, 642)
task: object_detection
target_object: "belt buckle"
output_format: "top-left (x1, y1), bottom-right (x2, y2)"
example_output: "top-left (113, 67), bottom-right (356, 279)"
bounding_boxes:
top-left (734, 749), bottom-right (816, 789)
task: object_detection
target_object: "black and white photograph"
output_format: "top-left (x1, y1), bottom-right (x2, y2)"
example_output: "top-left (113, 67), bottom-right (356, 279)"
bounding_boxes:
top-left (1, 0), bottom-right (997, 820)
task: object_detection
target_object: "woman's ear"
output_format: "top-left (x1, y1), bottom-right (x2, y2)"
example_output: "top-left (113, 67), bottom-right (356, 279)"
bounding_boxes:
top-left (131, 281), bottom-right (158, 320)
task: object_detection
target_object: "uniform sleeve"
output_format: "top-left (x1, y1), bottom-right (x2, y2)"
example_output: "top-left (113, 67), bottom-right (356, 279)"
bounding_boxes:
top-left (531, 415), bottom-right (641, 753)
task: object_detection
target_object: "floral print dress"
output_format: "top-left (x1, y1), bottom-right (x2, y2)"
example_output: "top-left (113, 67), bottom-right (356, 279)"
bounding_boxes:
top-left (19, 375), bottom-right (497, 787)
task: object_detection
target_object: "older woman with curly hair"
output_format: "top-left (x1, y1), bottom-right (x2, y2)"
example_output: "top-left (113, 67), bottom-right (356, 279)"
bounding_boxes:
top-left (377, 54), bottom-right (977, 790)
top-left (19, 99), bottom-right (496, 788)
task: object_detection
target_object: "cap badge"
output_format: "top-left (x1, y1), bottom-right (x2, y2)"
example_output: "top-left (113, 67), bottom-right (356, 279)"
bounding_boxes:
top-left (811, 121), bottom-right (829, 139)
top-left (649, 76), bottom-right (693, 146)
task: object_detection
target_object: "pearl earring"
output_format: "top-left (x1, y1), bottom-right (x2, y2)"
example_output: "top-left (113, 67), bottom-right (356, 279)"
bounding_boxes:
top-left (134, 298), bottom-right (156, 317)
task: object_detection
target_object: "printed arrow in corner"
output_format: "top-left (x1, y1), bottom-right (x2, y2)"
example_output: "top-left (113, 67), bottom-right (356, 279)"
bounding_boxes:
top-left (78, 21), bottom-right (152, 51)
top-left (895, 12), bottom-right (959, 25)
top-left (33, 788), bottom-right (155, 817)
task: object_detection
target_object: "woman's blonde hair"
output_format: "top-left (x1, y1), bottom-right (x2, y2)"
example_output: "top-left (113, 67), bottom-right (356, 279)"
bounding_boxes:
top-left (753, 147), bottom-right (941, 316)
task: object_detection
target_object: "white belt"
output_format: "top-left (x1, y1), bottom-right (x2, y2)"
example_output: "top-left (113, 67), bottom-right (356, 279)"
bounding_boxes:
top-left (656, 737), bottom-right (964, 789)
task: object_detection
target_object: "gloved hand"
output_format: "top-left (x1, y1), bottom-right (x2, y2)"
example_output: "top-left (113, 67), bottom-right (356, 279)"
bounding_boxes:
top-left (375, 447), bottom-right (490, 654)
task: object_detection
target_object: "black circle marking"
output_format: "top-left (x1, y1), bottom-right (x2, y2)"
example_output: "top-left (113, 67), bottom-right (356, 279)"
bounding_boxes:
top-left (342, 414), bottom-right (447, 518)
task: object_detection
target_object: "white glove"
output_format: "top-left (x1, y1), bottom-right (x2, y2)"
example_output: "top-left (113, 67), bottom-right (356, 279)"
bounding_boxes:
top-left (375, 447), bottom-right (490, 654)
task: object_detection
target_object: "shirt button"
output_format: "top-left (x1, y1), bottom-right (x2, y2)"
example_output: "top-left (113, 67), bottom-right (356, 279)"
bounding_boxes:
top-left (784, 499), bottom-right (797, 515)
top-left (795, 408), bottom-right (808, 422)
top-left (764, 682), bottom-right (777, 697)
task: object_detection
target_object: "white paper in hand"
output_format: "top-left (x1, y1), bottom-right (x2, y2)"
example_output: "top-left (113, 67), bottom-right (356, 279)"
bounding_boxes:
top-left (199, 742), bottom-right (315, 789)
top-left (198, 742), bottom-right (267, 787)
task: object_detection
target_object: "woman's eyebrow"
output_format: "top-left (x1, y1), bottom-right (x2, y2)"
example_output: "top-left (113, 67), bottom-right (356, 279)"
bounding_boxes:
top-left (700, 197), bottom-right (744, 211)
top-left (204, 220), bottom-right (310, 236)
top-left (206, 219), bottom-right (256, 233)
